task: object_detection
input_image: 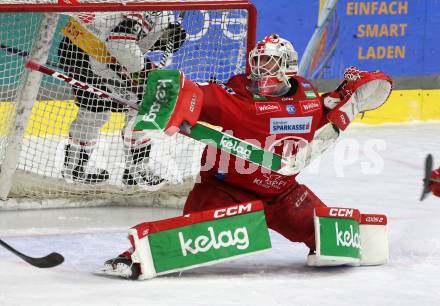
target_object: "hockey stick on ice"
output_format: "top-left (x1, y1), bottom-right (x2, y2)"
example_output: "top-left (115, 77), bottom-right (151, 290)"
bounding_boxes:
top-left (0, 239), bottom-right (64, 268)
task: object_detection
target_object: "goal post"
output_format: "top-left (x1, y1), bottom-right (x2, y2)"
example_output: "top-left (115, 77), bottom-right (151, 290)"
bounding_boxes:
top-left (0, 13), bottom-right (60, 203)
top-left (0, 0), bottom-right (256, 209)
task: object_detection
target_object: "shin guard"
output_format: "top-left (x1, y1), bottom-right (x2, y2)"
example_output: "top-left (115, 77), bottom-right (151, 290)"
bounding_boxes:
top-left (128, 200), bottom-right (271, 280)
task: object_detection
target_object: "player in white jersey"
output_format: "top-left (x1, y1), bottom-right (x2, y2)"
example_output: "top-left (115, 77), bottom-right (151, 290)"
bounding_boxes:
top-left (58, 11), bottom-right (186, 186)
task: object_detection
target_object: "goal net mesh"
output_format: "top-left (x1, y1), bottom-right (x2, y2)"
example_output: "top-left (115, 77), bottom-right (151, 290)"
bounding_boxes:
top-left (0, 0), bottom-right (254, 208)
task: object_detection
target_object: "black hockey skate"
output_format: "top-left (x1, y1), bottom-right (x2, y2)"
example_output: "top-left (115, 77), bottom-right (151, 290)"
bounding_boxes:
top-left (100, 256), bottom-right (141, 280)
top-left (122, 168), bottom-right (166, 187)
top-left (62, 144), bottom-right (109, 184)
top-left (123, 146), bottom-right (166, 187)
top-left (63, 165), bottom-right (110, 184)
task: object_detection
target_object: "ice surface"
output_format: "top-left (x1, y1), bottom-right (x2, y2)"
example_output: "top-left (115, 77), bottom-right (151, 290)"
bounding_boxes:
top-left (0, 123), bottom-right (439, 306)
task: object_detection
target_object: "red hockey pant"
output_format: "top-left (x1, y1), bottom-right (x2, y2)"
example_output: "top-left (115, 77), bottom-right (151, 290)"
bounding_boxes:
top-left (183, 177), bottom-right (327, 250)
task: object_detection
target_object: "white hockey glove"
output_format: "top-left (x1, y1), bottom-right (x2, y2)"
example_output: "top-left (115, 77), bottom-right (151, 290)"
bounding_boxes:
top-left (324, 67), bottom-right (392, 131)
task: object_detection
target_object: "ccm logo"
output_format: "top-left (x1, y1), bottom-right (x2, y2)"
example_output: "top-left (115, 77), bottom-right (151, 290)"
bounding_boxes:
top-left (214, 203), bottom-right (252, 218)
top-left (329, 208), bottom-right (354, 218)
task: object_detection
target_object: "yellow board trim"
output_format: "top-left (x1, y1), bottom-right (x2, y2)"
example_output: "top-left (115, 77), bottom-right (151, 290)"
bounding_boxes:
top-left (0, 90), bottom-right (439, 137)
top-left (0, 100), bottom-right (125, 137)
top-left (353, 89), bottom-right (440, 124)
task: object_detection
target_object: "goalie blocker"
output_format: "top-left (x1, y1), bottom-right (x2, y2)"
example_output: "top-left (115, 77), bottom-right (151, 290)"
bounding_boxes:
top-left (134, 69), bottom-right (203, 137)
top-left (308, 207), bottom-right (389, 267)
top-left (126, 200), bottom-right (271, 280)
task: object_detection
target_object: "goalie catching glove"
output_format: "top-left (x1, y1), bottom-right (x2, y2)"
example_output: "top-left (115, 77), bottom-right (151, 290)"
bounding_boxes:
top-left (323, 67), bottom-right (392, 131)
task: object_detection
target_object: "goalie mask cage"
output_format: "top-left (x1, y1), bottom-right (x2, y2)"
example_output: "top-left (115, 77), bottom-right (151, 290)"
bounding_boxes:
top-left (0, 0), bottom-right (256, 209)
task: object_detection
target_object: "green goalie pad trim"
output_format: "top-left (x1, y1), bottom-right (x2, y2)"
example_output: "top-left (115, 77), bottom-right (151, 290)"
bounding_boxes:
top-left (317, 216), bottom-right (361, 259)
top-left (189, 123), bottom-right (283, 172)
top-left (134, 69), bottom-right (181, 131)
top-left (147, 210), bottom-right (271, 274)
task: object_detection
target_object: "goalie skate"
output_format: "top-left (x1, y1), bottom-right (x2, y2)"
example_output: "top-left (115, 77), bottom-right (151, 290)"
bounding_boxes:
top-left (97, 256), bottom-right (141, 280)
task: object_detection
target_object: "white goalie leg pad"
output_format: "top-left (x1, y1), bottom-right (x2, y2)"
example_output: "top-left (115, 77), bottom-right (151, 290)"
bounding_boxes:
top-left (307, 208), bottom-right (389, 267)
top-left (359, 214), bottom-right (389, 265)
top-left (307, 207), bottom-right (361, 267)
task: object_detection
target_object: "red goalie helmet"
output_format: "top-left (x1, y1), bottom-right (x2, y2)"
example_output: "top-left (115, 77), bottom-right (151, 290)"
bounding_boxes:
top-left (248, 34), bottom-right (299, 97)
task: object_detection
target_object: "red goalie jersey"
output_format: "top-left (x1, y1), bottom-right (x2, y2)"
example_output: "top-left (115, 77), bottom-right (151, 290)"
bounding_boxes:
top-left (196, 74), bottom-right (328, 196)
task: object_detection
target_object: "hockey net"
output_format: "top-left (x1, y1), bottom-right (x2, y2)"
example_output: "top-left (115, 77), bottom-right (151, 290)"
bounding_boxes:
top-left (0, 0), bottom-right (256, 209)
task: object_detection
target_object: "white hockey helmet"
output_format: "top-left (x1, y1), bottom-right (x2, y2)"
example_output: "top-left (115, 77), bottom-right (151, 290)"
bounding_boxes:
top-left (248, 34), bottom-right (299, 96)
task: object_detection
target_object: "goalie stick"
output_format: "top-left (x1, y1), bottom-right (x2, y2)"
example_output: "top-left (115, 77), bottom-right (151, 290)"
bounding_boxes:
top-left (25, 59), bottom-right (338, 176)
top-left (0, 238), bottom-right (64, 268)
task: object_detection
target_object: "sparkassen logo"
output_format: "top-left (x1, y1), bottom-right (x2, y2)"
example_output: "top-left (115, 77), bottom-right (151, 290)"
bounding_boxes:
top-left (270, 117), bottom-right (313, 134)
